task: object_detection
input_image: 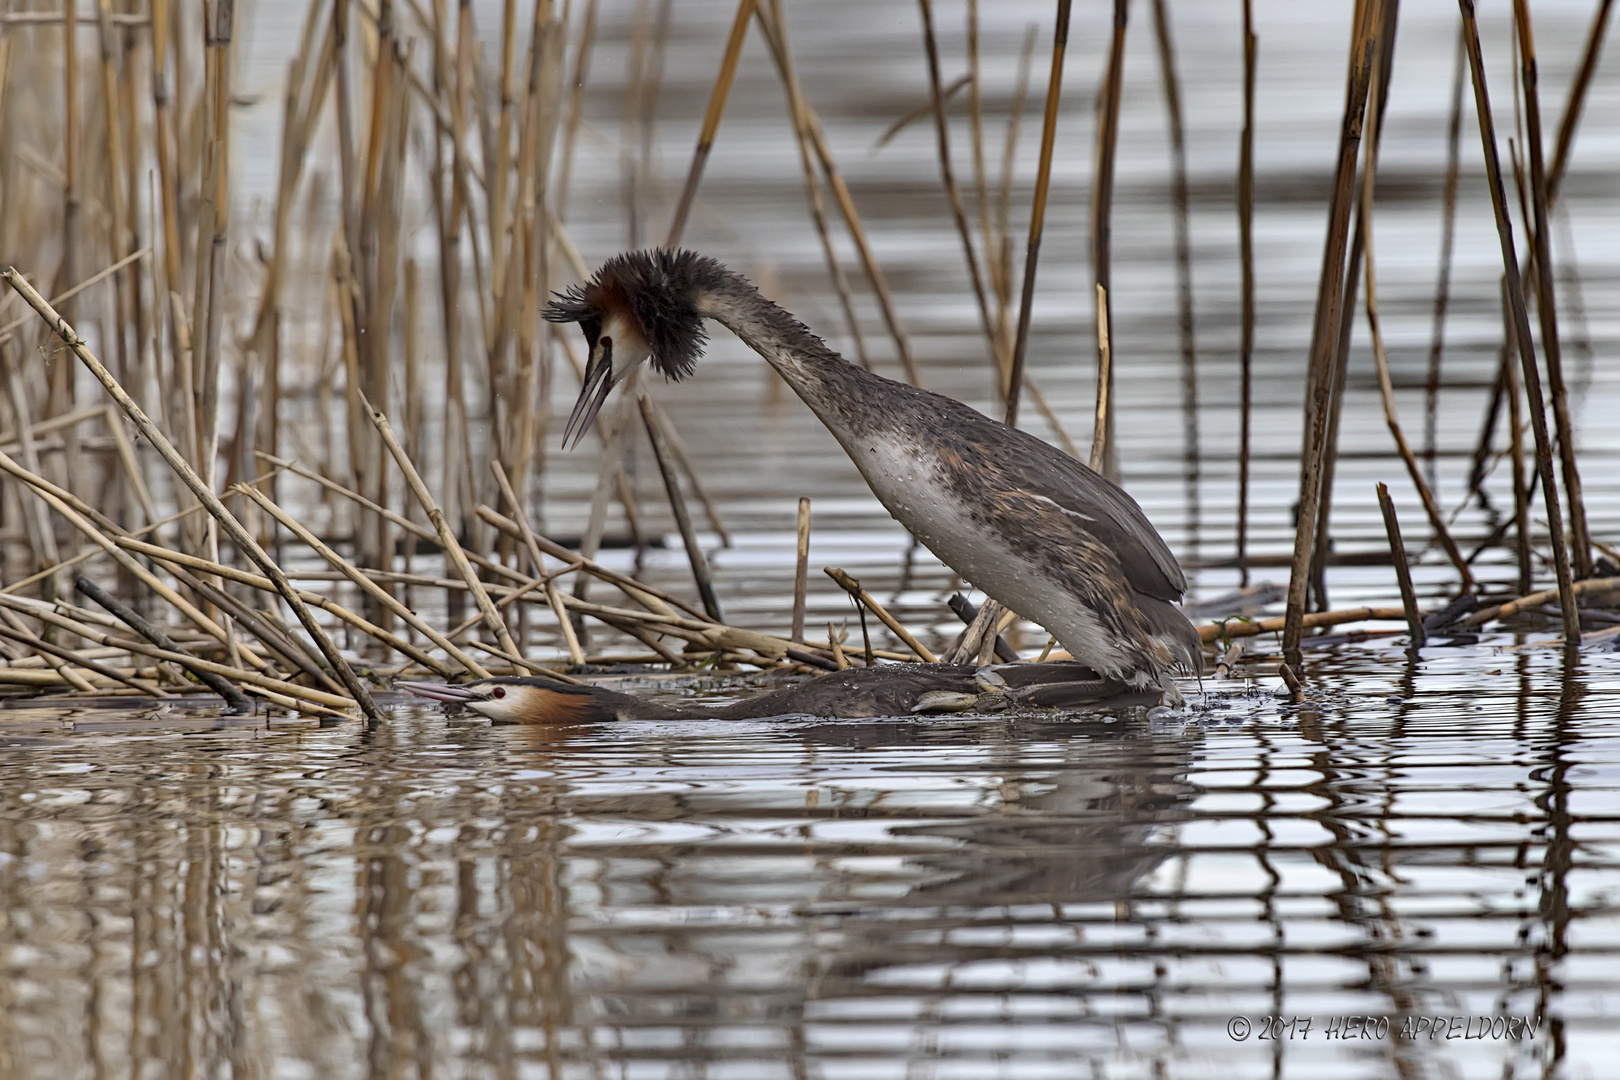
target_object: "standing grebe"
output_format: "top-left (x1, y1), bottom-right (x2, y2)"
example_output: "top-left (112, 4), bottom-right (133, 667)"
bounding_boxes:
top-left (400, 662), bottom-right (1138, 724)
top-left (546, 249), bottom-right (1201, 702)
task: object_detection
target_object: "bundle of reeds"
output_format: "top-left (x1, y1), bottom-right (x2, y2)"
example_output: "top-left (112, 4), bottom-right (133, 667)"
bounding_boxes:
top-left (0, 1), bottom-right (1613, 720)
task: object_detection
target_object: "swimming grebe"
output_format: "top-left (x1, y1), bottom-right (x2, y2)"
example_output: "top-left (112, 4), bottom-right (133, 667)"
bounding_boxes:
top-left (546, 249), bottom-right (1201, 703)
top-left (400, 662), bottom-right (1137, 724)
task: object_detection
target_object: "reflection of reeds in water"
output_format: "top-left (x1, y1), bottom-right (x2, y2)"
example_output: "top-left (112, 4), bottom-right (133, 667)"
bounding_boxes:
top-left (2, 673), bottom-right (1591, 1077)
top-left (0, 1), bottom-right (1614, 715)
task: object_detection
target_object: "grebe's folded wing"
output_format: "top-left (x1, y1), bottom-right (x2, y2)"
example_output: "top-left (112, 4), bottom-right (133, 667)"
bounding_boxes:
top-left (971, 416), bottom-right (1188, 602)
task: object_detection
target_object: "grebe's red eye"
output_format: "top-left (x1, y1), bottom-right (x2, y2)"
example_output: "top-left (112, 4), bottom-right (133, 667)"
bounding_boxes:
top-left (492, 686), bottom-right (506, 699)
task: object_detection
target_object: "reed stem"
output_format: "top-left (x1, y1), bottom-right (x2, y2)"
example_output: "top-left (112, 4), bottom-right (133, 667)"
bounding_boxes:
top-left (1281, 0), bottom-right (1382, 666)
top-left (1374, 485), bottom-right (1424, 648)
top-left (1, 267), bottom-right (383, 722)
top-left (1456, 0), bottom-right (1579, 644)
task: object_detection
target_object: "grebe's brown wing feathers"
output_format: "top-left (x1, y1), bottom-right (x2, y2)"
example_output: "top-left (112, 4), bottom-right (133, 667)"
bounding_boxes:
top-left (941, 402), bottom-right (1188, 602)
top-left (713, 665), bottom-right (982, 719)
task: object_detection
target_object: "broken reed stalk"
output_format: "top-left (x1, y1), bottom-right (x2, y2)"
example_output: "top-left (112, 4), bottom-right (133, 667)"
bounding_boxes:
top-left (824, 567), bottom-right (938, 663)
top-left (1236, 0), bottom-right (1257, 587)
top-left (856, 601), bottom-right (875, 667)
top-left (946, 594), bottom-right (1017, 663)
top-left (235, 484), bottom-right (491, 678)
top-left (0, 593), bottom-right (355, 712)
top-left (0, 617), bottom-right (164, 697)
top-left (1512, 0), bottom-right (1592, 580)
top-left (773, 5), bottom-right (871, 367)
top-left (359, 390), bottom-right (545, 673)
top-left (791, 497), bottom-right (812, 643)
top-left (1459, 576), bottom-right (1620, 628)
top-left (877, 75), bottom-right (969, 149)
top-left (1089, 284), bottom-right (1111, 474)
top-left (1375, 485), bottom-right (1425, 648)
top-left (443, 564), bottom-right (579, 640)
top-left (827, 622), bottom-right (848, 670)
top-left (1548, 0), bottom-right (1615, 199)
top-left (173, 570), bottom-right (344, 695)
top-left (1456, 0), bottom-right (1579, 645)
top-left (637, 396), bottom-right (724, 623)
top-left (947, 598), bottom-right (1004, 665)
top-left (1150, 0), bottom-right (1199, 550)
top-left (1501, 307), bottom-right (1534, 595)
top-left (917, 0), bottom-right (995, 350)
top-left (0, 605), bottom-right (101, 693)
top-left (665, 0), bottom-right (755, 246)
top-left (491, 582), bottom-right (850, 670)
top-left (0, 269), bottom-right (381, 722)
top-left (0, 446), bottom-right (272, 673)
top-left (0, 466), bottom-right (285, 598)
top-left (475, 504), bottom-right (699, 619)
top-left (981, 608), bottom-right (1019, 667)
top-left (0, 246), bottom-right (153, 347)
top-left (1205, 606), bottom-right (1410, 644)
top-left (489, 460), bottom-right (586, 667)
top-left (1425, 27), bottom-right (1466, 484)
top-left (1088, 0), bottom-right (1129, 480)
top-left (1356, 57), bottom-right (1475, 592)
top-left (102, 406), bottom-right (159, 528)
top-left (657, 416), bottom-right (733, 547)
top-left (114, 535), bottom-right (452, 677)
top-left (1309, 0), bottom-right (1399, 616)
top-left (256, 452), bottom-right (534, 593)
top-left (0, 640), bottom-right (99, 696)
top-left (755, 2), bottom-right (919, 385)
top-left (74, 575), bottom-right (253, 710)
top-left (571, 391), bottom-right (640, 623)
top-left (1281, 0), bottom-right (1382, 667)
top-left (1003, 0), bottom-right (1070, 425)
top-left (0, 404), bottom-right (103, 452)
top-left (1277, 661), bottom-right (1303, 702)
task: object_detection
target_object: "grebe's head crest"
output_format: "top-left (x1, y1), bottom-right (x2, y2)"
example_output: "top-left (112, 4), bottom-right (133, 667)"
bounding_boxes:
top-left (546, 249), bottom-right (728, 449)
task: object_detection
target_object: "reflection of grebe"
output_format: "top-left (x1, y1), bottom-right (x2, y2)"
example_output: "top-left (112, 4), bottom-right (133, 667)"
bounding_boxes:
top-left (401, 662), bottom-right (1155, 724)
top-left (544, 249), bottom-right (1201, 703)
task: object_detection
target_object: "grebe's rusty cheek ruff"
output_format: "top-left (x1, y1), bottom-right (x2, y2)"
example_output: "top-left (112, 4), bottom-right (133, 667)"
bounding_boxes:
top-left (548, 249), bottom-right (1202, 703)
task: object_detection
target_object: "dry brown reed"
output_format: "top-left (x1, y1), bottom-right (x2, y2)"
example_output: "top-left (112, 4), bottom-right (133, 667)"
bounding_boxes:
top-left (1282, 0), bottom-right (1383, 666)
top-left (1150, 0), bottom-right (1198, 551)
top-left (755, 0), bottom-right (919, 385)
top-left (1375, 484), bottom-right (1424, 648)
top-left (1235, 0), bottom-right (1257, 588)
top-left (1424, 28), bottom-right (1466, 485)
top-left (1088, 0), bottom-right (1127, 480)
top-left (1512, 0), bottom-right (1592, 581)
top-left (1003, 2), bottom-right (1068, 427)
top-left (792, 497), bottom-right (811, 644)
top-left (1457, 0), bottom-right (1579, 644)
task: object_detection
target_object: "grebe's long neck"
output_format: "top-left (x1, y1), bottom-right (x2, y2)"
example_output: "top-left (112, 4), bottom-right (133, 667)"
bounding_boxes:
top-left (697, 277), bottom-right (873, 427)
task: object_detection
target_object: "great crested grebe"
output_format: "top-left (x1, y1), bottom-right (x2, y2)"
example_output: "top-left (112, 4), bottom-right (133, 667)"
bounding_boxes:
top-left (400, 662), bottom-right (1140, 724)
top-left (546, 249), bottom-right (1202, 703)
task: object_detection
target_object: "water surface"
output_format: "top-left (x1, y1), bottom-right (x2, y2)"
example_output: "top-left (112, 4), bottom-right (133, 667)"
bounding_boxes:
top-left (3, 642), bottom-right (1619, 1077)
